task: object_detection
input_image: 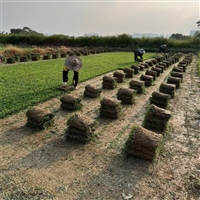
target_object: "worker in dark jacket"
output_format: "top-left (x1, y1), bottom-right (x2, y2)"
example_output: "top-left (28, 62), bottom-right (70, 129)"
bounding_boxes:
top-left (156, 44), bottom-right (168, 55)
top-left (62, 55), bottom-right (82, 89)
top-left (134, 49), bottom-right (145, 61)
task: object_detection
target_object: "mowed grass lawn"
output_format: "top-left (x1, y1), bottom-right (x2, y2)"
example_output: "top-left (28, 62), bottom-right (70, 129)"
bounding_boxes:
top-left (0, 52), bottom-right (155, 118)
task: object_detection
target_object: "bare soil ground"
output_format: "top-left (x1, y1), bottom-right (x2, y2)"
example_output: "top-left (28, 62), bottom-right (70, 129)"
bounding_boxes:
top-left (0, 54), bottom-right (200, 200)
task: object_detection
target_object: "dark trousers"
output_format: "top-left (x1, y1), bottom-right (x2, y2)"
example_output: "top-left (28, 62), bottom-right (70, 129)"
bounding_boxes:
top-left (134, 52), bottom-right (143, 61)
top-left (156, 47), bottom-right (166, 55)
top-left (63, 70), bottom-right (79, 87)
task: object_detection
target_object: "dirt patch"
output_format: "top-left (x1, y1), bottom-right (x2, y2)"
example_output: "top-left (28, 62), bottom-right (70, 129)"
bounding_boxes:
top-left (0, 55), bottom-right (200, 200)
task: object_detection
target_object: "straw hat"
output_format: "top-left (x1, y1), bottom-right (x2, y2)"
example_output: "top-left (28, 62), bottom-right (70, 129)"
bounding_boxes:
top-left (64, 56), bottom-right (82, 71)
top-left (138, 49), bottom-right (145, 54)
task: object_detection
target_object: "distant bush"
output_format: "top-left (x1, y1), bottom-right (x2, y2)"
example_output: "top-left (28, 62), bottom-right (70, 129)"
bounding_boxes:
top-left (6, 57), bottom-right (15, 63)
top-left (43, 54), bottom-right (51, 60)
top-left (60, 53), bottom-right (67, 58)
top-left (14, 54), bottom-right (20, 61)
top-left (20, 55), bottom-right (28, 62)
top-left (31, 54), bottom-right (40, 61)
top-left (68, 51), bottom-right (75, 56)
top-left (74, 51), bottom-right (81, 56)
top-left (52, 53), bottom-right (59, 59)
top-left (0, 33), bottom-right (200, 50)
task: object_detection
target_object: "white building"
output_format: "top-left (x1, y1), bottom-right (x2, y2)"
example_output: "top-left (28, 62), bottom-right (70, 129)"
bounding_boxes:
top-left (132, 33), bottom-right (166, 38)
top-left (84, 33), bottom-right (99, 37)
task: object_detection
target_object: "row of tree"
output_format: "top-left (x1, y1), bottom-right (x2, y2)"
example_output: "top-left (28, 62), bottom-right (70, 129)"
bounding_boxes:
top-left (10, 27), bottom-right (43, 35)
top-left (0, 26), bottom-right (199, 50)
top-left (1, 26), bottom-right (200, 39)
top-left (0, 27), bottom-right (43, 35)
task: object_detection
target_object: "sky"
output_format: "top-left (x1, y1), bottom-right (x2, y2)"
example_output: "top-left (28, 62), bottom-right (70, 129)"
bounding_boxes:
top-left (0, 0), bottom-right (199, 37)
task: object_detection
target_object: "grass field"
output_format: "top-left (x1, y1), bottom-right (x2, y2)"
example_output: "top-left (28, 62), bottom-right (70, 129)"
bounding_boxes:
top-left (0, 52), bottom-right (156, 118)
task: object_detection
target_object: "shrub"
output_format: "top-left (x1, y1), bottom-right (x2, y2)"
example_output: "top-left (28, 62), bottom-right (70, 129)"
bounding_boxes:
top-left (43, 54), bottom-right (51, 60)
top-left (75, 52), bottom-right (81, 56)
top-left (52, 53), bottom-right (59, 59)
top-left (6, 57), bottom-right (15, 64)
top-left (60, 53), bottom-right (67, 58)
top-left (20, 55), bottom-right (28, 62)
top-left (26, 53), bottom-right (31, 60)
top-left (31, 54), bottom-right (40, 61)
top-left (68, 51), bottom-right (75, 56)
top-left (14, 54), bottom-right (20, 62)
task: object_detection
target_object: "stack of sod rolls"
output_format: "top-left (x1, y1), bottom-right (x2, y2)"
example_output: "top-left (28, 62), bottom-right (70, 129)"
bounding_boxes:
top-left (60, 94), bottom-right (82, 110)
top-left (65, 114), bottom-right (96, 143)
top-left (102, 76), bottom-right (118, 89)
top-left (26, 106), bottom-right (54, 130)
top-left (100, 97), bottom-right (122, 119)
top-left (83, 84), bottom-right (102, 98)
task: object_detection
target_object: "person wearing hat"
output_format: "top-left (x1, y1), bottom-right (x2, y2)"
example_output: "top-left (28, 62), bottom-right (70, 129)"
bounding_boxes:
top-left (62, 55), bottom-right (82, 89)
top-left (156, 44), bottom-right (169, 55)
top-left (134, 48), bottom-right (145, 62)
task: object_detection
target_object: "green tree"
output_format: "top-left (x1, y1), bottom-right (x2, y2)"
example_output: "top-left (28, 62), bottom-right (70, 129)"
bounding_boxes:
top-left (10, 27), bottom-right (43, 35)
top-left (169, 33), bottom-right (190, 40)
